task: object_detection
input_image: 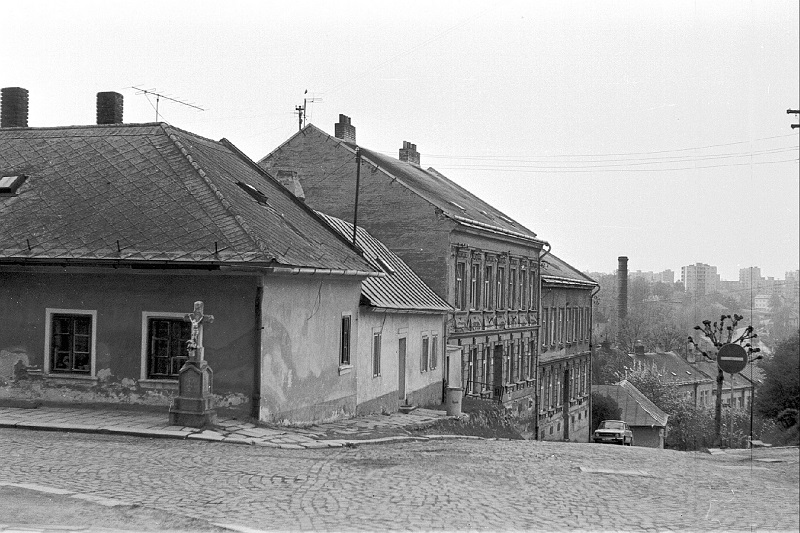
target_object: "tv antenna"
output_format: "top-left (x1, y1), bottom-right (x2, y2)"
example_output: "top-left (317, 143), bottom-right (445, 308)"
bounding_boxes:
top-left (295, 90), bottom-right (323, 130)
top-left (131, 87), bottom-right (206, 122)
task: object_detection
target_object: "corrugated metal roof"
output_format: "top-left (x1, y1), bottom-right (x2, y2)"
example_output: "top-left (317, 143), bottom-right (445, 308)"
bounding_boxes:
top-left (318, 212), bottom-right (452, 313)
top-left (541, 253), bottom-right (597, 287)
top-left (0, 123), bottom-right (376, 273)
top-left (594, 382), bottom-right (669, 427)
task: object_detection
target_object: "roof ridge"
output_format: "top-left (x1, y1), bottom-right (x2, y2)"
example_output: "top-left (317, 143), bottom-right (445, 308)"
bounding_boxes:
top-left (619, 380), bottom-right (669, 425)
top-left (160, 124), bottom-right (274, 263)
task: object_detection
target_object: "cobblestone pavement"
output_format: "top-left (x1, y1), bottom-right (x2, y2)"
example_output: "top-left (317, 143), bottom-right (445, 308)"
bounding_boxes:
top-left (0, 406), bottom-right (452, 449)
top-left (0, 428), bottom-right (797, 532)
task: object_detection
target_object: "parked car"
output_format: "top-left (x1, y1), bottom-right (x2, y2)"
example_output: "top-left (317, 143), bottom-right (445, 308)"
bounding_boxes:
top-left (593, 420), bottom-right (634, 446)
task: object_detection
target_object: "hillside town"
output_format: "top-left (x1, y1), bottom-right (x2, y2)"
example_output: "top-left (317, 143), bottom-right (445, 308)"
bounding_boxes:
top-left (0, 2), bottom-right (798, 531)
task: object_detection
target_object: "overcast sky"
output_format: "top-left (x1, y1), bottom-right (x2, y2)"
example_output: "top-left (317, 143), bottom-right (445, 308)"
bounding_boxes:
top-left (3, 0), bottom-right (798, 281)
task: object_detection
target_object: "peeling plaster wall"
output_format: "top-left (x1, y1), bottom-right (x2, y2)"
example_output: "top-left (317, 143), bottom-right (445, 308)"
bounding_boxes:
top-left (356, 310), bottom-right (445, 414)
top-left (258, 273), bottom-right (363, 425)
top-left (0, 268), bottom-right (256, 415)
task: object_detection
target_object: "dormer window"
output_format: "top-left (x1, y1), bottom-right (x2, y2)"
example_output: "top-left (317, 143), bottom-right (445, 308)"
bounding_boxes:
top-left (0, 175), bottom-right (26, 195)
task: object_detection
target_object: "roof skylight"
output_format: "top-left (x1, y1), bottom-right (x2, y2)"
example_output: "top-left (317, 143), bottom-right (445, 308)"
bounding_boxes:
top-left (0, 175), bottom-right (26, 195)
top-left (236, 181), bottom-right (268, 205)
top-left (449, 201), bottom-right (466, 211)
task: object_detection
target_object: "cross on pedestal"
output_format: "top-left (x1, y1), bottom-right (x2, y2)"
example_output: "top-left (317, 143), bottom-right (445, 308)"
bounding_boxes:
top-left (185, 301), bottom-right (214, 362)
top-left (169, 300), bottom-right (217, 428)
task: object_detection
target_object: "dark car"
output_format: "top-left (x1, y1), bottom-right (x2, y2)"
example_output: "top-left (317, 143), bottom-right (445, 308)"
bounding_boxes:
top-left (593, 420), bottom-right (634, 446)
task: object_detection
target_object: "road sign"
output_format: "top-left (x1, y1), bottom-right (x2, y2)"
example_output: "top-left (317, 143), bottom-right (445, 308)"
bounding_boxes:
top-left (717, 343), bottom-right (747, 374)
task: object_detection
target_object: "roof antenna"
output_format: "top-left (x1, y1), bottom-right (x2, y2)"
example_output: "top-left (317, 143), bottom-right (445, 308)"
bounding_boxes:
top-left (295, 90), bottom-right (323, 131)
top-left (131, 87), bottom-right (205, 122)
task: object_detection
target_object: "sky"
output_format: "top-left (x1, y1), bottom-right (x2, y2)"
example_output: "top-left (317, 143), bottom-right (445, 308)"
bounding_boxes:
top-left (2, 0), bottom-right (798, 281)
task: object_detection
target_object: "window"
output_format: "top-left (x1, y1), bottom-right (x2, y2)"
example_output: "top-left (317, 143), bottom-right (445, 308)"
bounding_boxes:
top-left (541, 308), bottom-right (549, 346)
top-left (565, 308), bottom-right (572, 343)
top-left (340, 315), bottom-right (352, 365)
top-left (521, 266), bottom-right (527, 310)
top-left (509, 267), bottom-right (517, 309)
top-left (515, 341), bottom-right (522, 382)
top-left (469, 346), bottom-right (478, 393)
top-left (497, 267), bottom-right (506, 309)
top-left (431, 334), bottom-right (438, 370)
top-left (549, 307), bottom-right (556, 346)
top-left (46, 309), bottom-right (97, 376)
top-left (470, 263), bottom-right (481, 310)
top-left (484, 265), bottom-right (494, 310)
top-left (372, 330), bottom-right (381, 377)
top-left (147, 318), bottom-right (191, 379)
top-left (528, 270), bottom-right (538, 310)
top-left (421, 334), bottom-right (429, 372)
top-left (455, 262), bottom-right (466, 310)
top-left (0, 175), bottom-right (26, 195)
top-left (557, 308), bottom-right (565, 344)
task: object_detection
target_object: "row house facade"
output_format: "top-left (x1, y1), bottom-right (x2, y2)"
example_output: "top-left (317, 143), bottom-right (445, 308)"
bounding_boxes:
top-left (259, 116), bottom-right (548, 422)
top-left (537, 254), bottom-right (597, 442)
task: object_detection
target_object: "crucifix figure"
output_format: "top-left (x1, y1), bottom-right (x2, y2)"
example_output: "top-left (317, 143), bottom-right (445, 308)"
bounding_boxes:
top-left (185, 301), bottom-right (214, 362)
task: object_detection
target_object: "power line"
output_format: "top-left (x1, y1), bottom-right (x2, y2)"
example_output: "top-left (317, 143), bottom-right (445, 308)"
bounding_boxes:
top-left (431, 158), bottom-right (798, 174)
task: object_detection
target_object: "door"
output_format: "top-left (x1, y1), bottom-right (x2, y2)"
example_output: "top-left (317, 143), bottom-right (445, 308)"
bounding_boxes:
top-left (563, 368), bottom-right (571, 440)
top-left (492, 344), bottom-right (504, 398)
top-left (398, 338), bottom-right (406, 401)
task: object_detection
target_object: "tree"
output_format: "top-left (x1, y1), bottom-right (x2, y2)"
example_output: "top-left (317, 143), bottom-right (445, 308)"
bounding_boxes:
top-left (591, 393), bottom-right (621, 431)
top-left (757, 330), bottom-right (800, 420)
top-left (688, 314), bottom-right (761, 446)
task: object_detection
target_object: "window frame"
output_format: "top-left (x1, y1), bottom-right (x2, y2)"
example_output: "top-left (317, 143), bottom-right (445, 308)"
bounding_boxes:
top-left (484, 264), bottom-right (494, 310)
top-left (340, 314), bottom-right (352, 367)
top-left (45, 308), bottom-right (97, 377)
top-left (372, 328), bottom-right (382, 377)
top-left (496, 266), bottom-right (506, 309)
top-left (470, 263), bottom-right (481, 310)
top-left (430, 333), bottom-right (438, 370)
top-left (140, 311), bottom-right (191, 382)
top-left (455, 262), bottom-right (467, 311)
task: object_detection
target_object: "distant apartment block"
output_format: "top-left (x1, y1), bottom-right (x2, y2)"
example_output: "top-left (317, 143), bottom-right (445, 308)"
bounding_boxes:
top-left (681, 263), bottom-right (719, 296)
top-left (629, 269), bottom-right (674, 284)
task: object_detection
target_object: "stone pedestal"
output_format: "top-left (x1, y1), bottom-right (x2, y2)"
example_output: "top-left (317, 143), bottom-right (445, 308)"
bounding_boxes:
top-left (446, 387), bottom-right (463, 417)
top-left (169, 360), bottom-right (216, 427)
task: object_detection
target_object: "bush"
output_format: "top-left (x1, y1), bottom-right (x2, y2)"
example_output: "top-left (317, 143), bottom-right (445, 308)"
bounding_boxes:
top-left (591, 393), bottom-right (621, 432)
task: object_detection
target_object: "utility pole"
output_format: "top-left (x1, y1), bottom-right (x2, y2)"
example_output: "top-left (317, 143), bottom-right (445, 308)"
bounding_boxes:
top-left (788, 109), bottom-right (799, 129)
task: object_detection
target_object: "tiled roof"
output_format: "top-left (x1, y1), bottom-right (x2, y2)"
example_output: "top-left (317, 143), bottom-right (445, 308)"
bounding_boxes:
top-left (263, 125), bottom-right (544, 245)
top-left (318, 212), bottom-right (452, 313)
top-left (0, 123), bottom-right (376, 272)
top-left (541, 253), bottom-right (597, 287)
top-left (627, 351), bottom-right (713, 386)
top-left (692, 359), bottom-right (762, 388)
top-left (594, 381), bottom-right (669, 427)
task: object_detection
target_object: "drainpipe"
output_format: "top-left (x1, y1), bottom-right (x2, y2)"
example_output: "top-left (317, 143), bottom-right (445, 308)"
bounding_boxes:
top-left (252, 283), bottom-right (263, 420)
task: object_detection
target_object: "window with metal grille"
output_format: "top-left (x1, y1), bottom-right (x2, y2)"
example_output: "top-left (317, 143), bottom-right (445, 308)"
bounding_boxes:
top-left (340, 315), bottom-right (351, 365)
top-left (147, 318), bottom-right (191, 379)
top-left (372, 331), bottom-right (381, 377)
top-left (50, 314), bottom-right (92, 374)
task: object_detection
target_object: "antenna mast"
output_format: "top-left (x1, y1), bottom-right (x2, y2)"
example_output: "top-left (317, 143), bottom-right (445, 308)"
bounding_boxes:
top-left (295, 90), bottom-right (323, 130)
top-left (132, 87), bottom-right (205, 121)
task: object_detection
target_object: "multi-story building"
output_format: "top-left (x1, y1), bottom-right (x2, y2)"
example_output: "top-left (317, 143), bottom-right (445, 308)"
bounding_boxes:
top-left (538, 254), bottom-right (597, 442)
top-left (260, 115), bottom-right (552, 423)
top-left (681, 263), bottom-right (719, 296)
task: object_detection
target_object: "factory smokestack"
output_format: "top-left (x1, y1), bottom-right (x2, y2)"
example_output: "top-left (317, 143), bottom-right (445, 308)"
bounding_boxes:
top-left (618, 256), bottom-right (628, 321)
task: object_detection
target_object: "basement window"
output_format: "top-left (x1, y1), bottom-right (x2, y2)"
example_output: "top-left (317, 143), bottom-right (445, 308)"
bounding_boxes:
top-left (0, 175), bottom-right (26, 195)
top-left (236, 181), bottom-right (268, 205)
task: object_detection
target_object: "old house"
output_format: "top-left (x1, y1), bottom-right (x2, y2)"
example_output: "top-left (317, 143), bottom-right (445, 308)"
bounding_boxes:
top-left (538, 253), bottom-right (598, 442)
top-left (0, 88), bottom-right (387, 425)
top-left (259, 115), bottom-right (549, 422)
top-left (627, 350), bottom-right (714, 409)
top-left (317, 213), bottom-right (452, 414)
top-left (594, 380), bottom-right (669, 448)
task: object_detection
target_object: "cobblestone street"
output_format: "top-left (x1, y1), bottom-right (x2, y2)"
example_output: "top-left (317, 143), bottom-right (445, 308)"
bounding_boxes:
top-left (1, 429), bottom-right (797, 532)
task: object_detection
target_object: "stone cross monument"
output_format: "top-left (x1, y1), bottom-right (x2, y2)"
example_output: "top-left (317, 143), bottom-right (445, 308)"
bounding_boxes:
top-left (168, 301), bottom-right (217, 427)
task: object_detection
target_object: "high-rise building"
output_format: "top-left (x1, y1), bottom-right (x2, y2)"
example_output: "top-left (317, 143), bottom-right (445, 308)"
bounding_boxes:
top-left (681, 263), bottom-right (719, 296)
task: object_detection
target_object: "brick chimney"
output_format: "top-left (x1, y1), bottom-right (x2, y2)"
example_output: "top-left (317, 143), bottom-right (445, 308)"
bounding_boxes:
top-left (275, 169), bottom-right (305, 202)
top-left (399, 141), bottom-right (420, 165)
top-left (334, 114), bottom-right (356, 143)
top-left (96, 92), bottom-right (124, 125)
top-left (1, 87), bottom-right (29, 128)
top-left (618, 256), bottom-right (628, 320)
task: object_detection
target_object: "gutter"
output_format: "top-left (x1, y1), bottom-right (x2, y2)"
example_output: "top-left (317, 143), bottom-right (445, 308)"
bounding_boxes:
top-left (266, 266), bottom-right (385, 278)
top-left (450, 214), bottom-right (548, 247)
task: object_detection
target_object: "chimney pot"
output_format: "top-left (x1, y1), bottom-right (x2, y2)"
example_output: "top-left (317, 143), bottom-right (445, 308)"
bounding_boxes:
top-left (399, 140), bottom-right (420, 165)
top-left (96, 92), bottom-right (124, 125)
top-left (334, 114), bottom-right (356, 143)
top-left (1, 87), bottom-right (29, 128)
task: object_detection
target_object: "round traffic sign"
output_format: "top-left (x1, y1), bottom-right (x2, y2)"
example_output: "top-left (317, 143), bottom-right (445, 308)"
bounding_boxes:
top-left (717, 343), bottom-right (747, 374)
